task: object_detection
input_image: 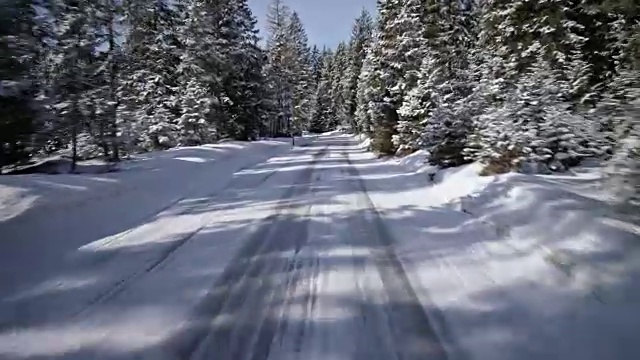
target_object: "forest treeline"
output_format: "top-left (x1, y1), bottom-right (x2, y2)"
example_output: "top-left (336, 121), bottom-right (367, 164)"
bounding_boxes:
top-left (2, 0), bottom-right (639, 204)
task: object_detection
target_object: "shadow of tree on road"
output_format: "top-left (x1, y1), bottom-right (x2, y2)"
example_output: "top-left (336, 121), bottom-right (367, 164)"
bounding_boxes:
top-left (1, 136), bottom-right (639, 360)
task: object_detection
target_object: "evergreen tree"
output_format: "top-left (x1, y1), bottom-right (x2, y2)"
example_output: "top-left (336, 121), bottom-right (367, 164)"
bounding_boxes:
top-left (219, 0), bottom-right (268, 140)
top-left (601, 11), bottom-right (640, 206)
top-left (264, 0), bottom-right (293, 136)
top-left (287, 12), bottom-right (314, 134)
top-left (310, 49), bottom-right (334, 133)
top-left (91, 0), bottom-right (125, 160)
top-left (343, 9), bottom-right (373, 131)
top-left (394, 0), bottom-right (441, 154)
top-left (118, 0), bottom-right (184, 151)
top-left (354, 37), bottom-right (380, 136)
top-left (0, 0), bottom-right (48, 170)
top-left (2, 0), bottom-right (638, 179)
top-left (474, 0), bottom-right (604, 171)
top-left (51, 0), bottom-right (98, 170)
top-left (367, 0), bottom-right (405, 154)
top-left (310, 45), bottom-right (323, 85)
top-left (329, 42), bottom-right (349, 129)
top-left (419, 0), bottom-right (479, 166)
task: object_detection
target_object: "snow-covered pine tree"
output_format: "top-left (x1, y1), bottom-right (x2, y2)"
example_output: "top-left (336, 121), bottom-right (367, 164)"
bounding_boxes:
top-left (354, 36), bottom-right (380, 136)
top-left (118, 0), bottom-right (183, 151)
top-left (266, 0), bottom-right (289, 46)
top-left (343, 9), bottom-right (373, 132)
top-left (217, 0), bottom-right (269, 140)
top-left (51, 0), bottom-right (98, 171)
top-left (307, 45), bottom-right (324, 132)
top-left (393, 0), bottom-right (439, 155)
top-left (310, 49), bottom-right (334, 133)
top-left (328, 42), bottom-right (349, 130)
top-left (310, 45), bottom-right (322, 85)
top-left (367, 0), bottom-right (405, 154)
top-left (0, 0), bottom-right (50, 170)
top-left (418, 0), bottom-right (480, 167)
top-left (173, 0), bottom-right (211, 146)
top-left (91, 0), bottom-right (125, 160)
top-left (473, 0), bottom-right (603, 173)
top-left (264, 0), bottom-right (293, 136)
top-left (600, 10), bottom-right (640, 207)
top-left (287, 12), bottom-right (314, 135)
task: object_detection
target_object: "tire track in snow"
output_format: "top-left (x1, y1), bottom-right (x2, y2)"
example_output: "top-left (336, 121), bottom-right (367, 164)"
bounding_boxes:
top-left (340, 148), bottom-right (449, 360)
top-left (150, 147), bottom-right (329, 360)
top-left (67, 148), bottom-right (310, 322)
top-left (182, 140), bottom-right (448, 360)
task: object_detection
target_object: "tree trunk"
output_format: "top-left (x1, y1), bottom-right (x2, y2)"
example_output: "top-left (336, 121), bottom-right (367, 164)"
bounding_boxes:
top-left (100, 122), bottom-right (110, 158)
top-left (71, 101), bottom-right (79, 173)
top-left (107, 4), bottom-right (120, 162)
top-left (0, 142), bottom-right (5, 175)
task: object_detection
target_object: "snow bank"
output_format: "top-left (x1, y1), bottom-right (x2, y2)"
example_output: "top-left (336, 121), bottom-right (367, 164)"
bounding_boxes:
top-left (0, 139), bottom-right (291, 223)
top-left (353, 133), bottom-right (372, 150)
top-left (422, 167), bottom-right (640, 360)
top-left (352, 134), bottom-right (437, 175)
top-left (349, 136), bottom-right (640, 360)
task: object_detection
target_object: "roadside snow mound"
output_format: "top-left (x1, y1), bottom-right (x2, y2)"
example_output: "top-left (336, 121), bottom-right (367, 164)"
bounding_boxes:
top-left (349, 136), bottom-right (640, 359)
top-left (409, 163), bottom-right (639, 360)
top-left (354, 133), bottom-right (371, 150)
top-left (396, 150), bottom-right (438, 176)
top-left (455, 165), bottom-right (640, 300)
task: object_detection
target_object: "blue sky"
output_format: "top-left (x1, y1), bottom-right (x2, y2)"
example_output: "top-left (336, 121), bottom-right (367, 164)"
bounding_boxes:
top-left (247, 0), bottom-right (377, 49)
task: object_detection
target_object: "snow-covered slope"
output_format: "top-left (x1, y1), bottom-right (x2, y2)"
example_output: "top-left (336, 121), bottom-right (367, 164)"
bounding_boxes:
top-left (349, 134), bottom-right (640, 360)
top-left (0, 139), bottom-right (291, 223)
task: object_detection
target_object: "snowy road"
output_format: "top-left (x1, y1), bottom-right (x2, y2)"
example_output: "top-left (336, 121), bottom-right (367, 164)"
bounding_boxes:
top-left (0, 135), bottom-right (446, 360)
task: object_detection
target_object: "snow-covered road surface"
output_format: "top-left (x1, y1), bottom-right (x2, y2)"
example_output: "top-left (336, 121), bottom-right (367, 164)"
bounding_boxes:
top-left (0, 135), bottom-right (446, 360)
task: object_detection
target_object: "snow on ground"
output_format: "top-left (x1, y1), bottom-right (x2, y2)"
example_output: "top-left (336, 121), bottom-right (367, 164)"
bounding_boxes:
top-left (0, 139), bottom-right (292, 223)
top-left (0, 142), bottom-right (326, 359)
top-left (348, 134), bottom-right (640, 360)
top-left (2, 132), bottom-right (638, 359)
top-left (0, 138), bottom-right (297, 325)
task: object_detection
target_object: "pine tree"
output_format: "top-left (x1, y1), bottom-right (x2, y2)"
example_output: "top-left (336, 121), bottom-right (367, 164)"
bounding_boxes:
top-left (367, 0), bottom-right (407, 154)
top-left (474, 0), bottom-right (604, 171)
top-left (310, 45), bottom-right (323, 85)
top-left (421, 0), bottom-right (479, 166)
top-left (264, 0), bottom-right (293, 136)
top-left (118, 0), bottom-right (184, 151)
top-left (601, 10), bottom-right (640, 206)
top-left (393, 0), bottom-right (440, 154)
top-left (218, 0), bottom-right (269, 140)
top-left (51, 0), bottom-right (98, 171)
top-left (0, 0), bottom-right (48, 170)
top-left (287, 12), bottom-right (314, 134)
top-left (329, 42), bottom-right (349, 130)
top-left (310, 49), bottom-right (334, 133)
top-left (354, 38), bottom-right (380, 136)
top-left (343, 9), bottom-right (373, 132)
top-left (91, 0), bottom-right (125, 160)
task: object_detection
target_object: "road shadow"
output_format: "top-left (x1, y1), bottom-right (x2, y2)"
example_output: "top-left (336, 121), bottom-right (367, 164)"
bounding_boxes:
top-left (2, 135), bottom-right (639, 360)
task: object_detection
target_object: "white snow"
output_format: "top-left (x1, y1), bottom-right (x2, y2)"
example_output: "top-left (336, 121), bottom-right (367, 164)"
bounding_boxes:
top-left (0, 138), bottom-right (294, 338)
top-left (1, 133), bottom-right (638, 359)
top-left (349, 134), bottom-right (640, 360)
top-left (0, 139), bottom-right (313, 358)
top-left (0, 139), bottom-right (291, 222)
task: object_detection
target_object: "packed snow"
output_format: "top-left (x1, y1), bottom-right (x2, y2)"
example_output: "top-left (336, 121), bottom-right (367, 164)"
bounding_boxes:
top-left (0, 133), bottom-right (638, 360)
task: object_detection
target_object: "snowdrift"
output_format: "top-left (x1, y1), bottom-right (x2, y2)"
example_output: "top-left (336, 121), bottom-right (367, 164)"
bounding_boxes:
top-left (351, 134), bottom-right (640, 360)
